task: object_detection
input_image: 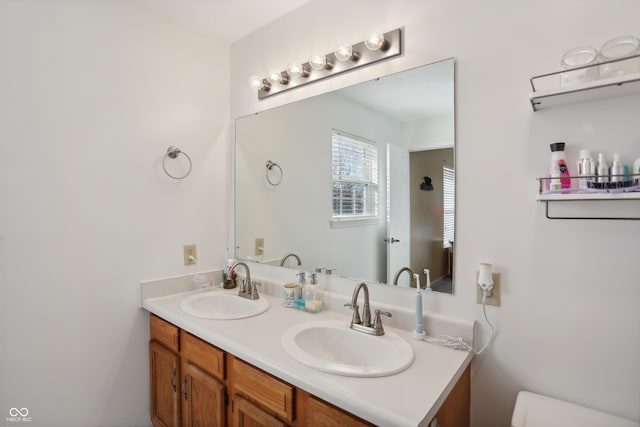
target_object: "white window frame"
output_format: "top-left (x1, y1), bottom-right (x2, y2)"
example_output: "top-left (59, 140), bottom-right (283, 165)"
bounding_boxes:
top-left (330, 129), bottom-right (379, 228)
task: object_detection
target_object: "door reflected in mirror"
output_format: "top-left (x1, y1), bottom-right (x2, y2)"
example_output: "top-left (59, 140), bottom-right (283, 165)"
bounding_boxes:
top-left (235, 58), bottom-right (455, 293)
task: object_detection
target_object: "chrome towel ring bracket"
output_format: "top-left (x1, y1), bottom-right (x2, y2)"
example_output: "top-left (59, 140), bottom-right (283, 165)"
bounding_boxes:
top-left (265, 160), bottom-right (283, 186)
top-left (162, 146), bottom-right (192, 180)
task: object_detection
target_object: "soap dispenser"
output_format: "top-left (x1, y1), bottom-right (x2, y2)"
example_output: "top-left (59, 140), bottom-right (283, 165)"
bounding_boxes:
top-left (302, 272), bottom-right (323, 312)
top-left (303, 274), bottom-right (313, 304)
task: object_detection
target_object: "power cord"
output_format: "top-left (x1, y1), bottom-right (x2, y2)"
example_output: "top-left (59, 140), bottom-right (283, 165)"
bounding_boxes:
top-left (422, 294), bottom-right (495, 355)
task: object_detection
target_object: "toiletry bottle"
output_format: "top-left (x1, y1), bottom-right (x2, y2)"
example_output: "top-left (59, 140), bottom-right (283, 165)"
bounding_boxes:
top-left (610, 153), bottom-right (624, 183)
top-left (577, 149), bottom-right (594, 189)
top-left (633, 158), bottom-right (640, 184)
top-left (223, 258), bottom-right (236, 289)
top-left (623, 165), bottom-right (630, 183)
top-left (549, 142), bottom-right (571, 189)
top-left (597, 152), bottom-right (609, 183)
top-left (412, 274), bottom-right (426, 340)
top-left (550, 162), bottom-right (562, 191)
top-left (295, 271), bottom-right (306, 308)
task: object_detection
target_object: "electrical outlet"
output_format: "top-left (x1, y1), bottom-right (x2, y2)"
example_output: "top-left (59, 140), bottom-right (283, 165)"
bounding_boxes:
top-left (183, 244), bottom-right (197, 265)
top-left (476, 272), bottom-right (501, 306)
top-left (255, 238), bottom-right (264, 256)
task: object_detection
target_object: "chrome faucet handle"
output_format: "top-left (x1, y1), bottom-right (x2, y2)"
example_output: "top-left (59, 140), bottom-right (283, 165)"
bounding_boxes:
top-left (344, 303), bottom-right (361, 324)
top-left (373, 309), bottom-right (392, 333)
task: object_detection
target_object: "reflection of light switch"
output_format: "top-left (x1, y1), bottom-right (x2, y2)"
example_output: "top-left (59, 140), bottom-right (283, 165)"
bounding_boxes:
top-left (255, 238), bottom-right (264, 256)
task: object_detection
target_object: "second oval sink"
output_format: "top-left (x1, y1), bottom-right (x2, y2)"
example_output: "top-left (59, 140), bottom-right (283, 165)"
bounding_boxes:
top-left (281, 320), bottom-right (414, 377)
top-left (180, 291), bottom-right (270, 320)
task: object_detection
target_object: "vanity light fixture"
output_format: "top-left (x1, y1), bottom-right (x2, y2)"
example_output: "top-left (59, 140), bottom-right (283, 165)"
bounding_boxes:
top-left (250, 28), bottom-right (402, 100)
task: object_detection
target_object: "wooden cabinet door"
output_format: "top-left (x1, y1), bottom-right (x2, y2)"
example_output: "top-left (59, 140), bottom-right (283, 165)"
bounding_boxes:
top-left (150, 341), bottom-right (181, 427)
top-left (433, 365), bottom-right (471, 427)
top-left (182, 362), bottom-right (226, 427)
top-left (233, 395), bottom-right (287, 427)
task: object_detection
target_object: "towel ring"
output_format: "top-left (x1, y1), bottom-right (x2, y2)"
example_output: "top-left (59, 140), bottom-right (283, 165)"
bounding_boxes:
top-left (163, 146), bottom-right (192, 179)
top-left (266, 160), bottom-right (283, 186)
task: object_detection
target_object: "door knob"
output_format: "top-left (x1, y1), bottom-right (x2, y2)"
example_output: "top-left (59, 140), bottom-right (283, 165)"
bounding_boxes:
top-left (384, 238), bottom-right (400, 243)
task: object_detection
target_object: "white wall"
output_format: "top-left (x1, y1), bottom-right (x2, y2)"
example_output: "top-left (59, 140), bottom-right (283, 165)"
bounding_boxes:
top-left (403, 114), bottom-right (455, 151)
top-left (0, 2), bottom-right (229, 426)
top-left (231, 1), bottom-right (640, 426)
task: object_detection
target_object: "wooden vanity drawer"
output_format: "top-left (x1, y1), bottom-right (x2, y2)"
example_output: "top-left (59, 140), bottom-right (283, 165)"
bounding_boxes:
top-left (306, 394), bottom-right (373, 427)
top-left (181, 330), bottom-right (225, 381)
top-left (150, 314), bottom-right (179, 352)
top-left (231, 356), bottom-right (294, 422)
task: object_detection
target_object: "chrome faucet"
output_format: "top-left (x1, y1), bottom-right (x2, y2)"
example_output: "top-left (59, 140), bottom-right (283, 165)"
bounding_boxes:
top-left (280, 253), bottom-right (302, 267)
top-left (392, 267), bottom-right (414, 286)
top-left (344, 282), bottom-right (391, 336)
top-left (230, 262), bottom-right (259, 300)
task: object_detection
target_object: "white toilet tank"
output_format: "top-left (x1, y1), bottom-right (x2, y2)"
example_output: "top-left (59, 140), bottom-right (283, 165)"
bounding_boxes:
top-left (511, 391), bottom-right (640, 427)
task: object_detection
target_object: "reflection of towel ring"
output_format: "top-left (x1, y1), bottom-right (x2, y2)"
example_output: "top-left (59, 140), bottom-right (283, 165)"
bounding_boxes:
top-left (162, 146), bottom-right (192, 179)
top-left (266, 160), bottom-right (283, 186)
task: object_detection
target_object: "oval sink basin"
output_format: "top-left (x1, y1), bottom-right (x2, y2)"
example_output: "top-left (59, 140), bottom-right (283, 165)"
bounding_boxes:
top-left (281, 320), bottom-right (414, 377)
top-left (180, 291), bottom-right (270, 320)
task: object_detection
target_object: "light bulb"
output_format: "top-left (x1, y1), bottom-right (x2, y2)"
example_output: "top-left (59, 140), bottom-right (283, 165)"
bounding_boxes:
top-left (268, 70), bottom-right (281, 83)
top-left (249, 75), bottom-right (269, 91)
top-left (268, 70), bottom-right (288, 85)
top-left (335, 45), bottom-right (358, 62)
top-left (365, 30), bottom-right (387, 50)
top-left (287, 63), bottom-right (309, 78)
top-left (310, 54), bottom-right (333, 70)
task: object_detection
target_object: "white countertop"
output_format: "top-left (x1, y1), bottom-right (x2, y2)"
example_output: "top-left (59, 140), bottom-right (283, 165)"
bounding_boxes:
top-left (142, 286), bottom-right (473, 427)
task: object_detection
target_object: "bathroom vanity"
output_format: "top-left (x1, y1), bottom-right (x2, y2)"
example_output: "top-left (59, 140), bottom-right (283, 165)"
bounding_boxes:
top-left (143, 287), bottom-right (473, 427)
top-left (142, 291), bottom-right (472, 427)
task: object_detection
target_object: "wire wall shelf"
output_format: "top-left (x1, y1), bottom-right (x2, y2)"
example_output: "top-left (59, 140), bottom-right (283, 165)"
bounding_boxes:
top-left (529, 54), bottom-right (640, 111)
top-left (536, 175), bottom-right (640, 220)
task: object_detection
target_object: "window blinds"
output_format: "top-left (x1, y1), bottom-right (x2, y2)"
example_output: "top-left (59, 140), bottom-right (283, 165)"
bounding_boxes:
top-left (331, 130), bottom-right (378, 219)
top-left (443, 166), bottom-right (455, 248)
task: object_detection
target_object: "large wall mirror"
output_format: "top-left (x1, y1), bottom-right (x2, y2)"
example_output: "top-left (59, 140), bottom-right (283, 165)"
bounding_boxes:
top-left (235, 58), bottom-right (455, 293)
